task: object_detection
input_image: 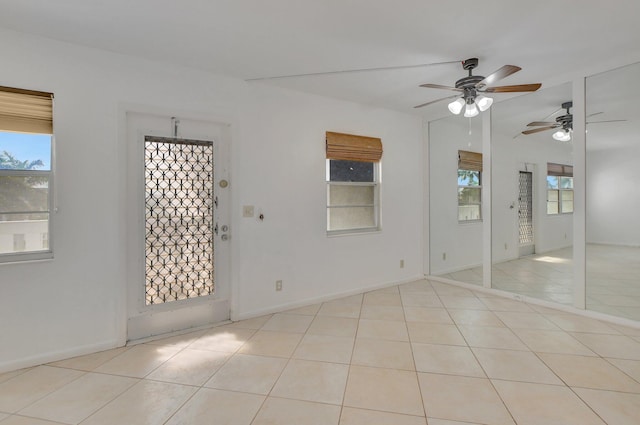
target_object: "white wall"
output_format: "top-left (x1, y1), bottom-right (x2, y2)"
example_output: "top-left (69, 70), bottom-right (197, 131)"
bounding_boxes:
top-left (428, 116), bottom-right (483, 275)
top-left (0, 28), bottom-right (424, 372)
top-left (587, 145), bottom-right (640, 246)
top-left (491, 130), bottom-right (574, 263)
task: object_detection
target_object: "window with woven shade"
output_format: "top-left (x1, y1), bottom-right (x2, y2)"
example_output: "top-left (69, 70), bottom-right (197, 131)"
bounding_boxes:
top-left (0, 85), bottom-right (54, 262)
top-left (547, 162), bottom-right (573, 214)
top-left (458, 150), bottom-right (482, 222)
top-left (326, 132), bottom-right (382, 234)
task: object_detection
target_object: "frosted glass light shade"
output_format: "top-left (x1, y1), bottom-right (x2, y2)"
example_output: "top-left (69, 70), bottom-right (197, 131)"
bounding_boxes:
top-left (464, 102), bottom-right (479, 117)
top-left (448, 98), bottom-right (465, 114)
top-left (476, 95), bottom-right (493, 112)
top-left (552, 129), bottom-right (571, 141)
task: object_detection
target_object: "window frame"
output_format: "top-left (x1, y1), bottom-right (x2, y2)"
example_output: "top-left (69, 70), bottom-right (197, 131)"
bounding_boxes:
top-left (326, 159), bottom-right (381, 236)
top-left (0, 86), bottom-right (55, 263)
top-left (546, 166), bottom-right (574, 216)
top-left (457, 168), bottom-right (482, 223)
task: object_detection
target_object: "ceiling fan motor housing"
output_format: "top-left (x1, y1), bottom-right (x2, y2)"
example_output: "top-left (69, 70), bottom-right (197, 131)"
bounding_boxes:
top-left (457, 58), bottom-right (484, 103)
top-left (557, 101), bottom-right (574, 130)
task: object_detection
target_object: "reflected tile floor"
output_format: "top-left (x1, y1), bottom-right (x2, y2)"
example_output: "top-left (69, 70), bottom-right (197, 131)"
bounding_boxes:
top-left (1, 279), bottom-right (640, 424)
top-left (442, 245), bottom-right (640, 322)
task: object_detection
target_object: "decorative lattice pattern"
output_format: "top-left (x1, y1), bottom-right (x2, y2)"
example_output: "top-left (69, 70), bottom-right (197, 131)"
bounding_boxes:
top-left (144, 136), bottom-right (214, 305)
top-left (519, 171), bottom-right (534, 245)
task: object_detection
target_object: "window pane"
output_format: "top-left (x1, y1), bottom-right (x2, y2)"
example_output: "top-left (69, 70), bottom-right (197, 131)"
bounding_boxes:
top-left (547, 176), bottom-right (559, 189)
top-left (458, 205), bottom-right (481, 221)
top-left (0, 132), bottom-right (52, 171)
top-left (0, 175), bottom-right (49, 213)
top-left (329, 160), bottom-right (373, 182)
top-left (561, 190), bottom-right (574, 201)
top-left (328, 184), bottom-right (374, 206)
top-left (562, 201), bottom-right (574, 213)
top-left (560, 176), bottom-right (573, 189)
top-left (547, 189), bottom-right (559, 202)
top-left (458, 187), bottom-right (481, 204)
top-left (547, 201), bottom-right (559, 214)
top-left (0, 212), bottom-right (49, 254)
top-left (328, 206), bottom-right (376, 231)
top-left (458, 170), bottom-right (480, 186)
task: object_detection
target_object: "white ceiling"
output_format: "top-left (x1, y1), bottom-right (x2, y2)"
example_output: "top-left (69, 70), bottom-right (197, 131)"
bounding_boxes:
top-left (1, 1), bottom-right (640, 117)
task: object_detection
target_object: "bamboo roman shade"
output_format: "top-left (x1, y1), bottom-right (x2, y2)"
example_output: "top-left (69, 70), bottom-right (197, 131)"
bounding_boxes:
top-left (0, 86), bottom-right (54, 134)
top-left (458, 150), bottom-right (482, 172)
top-left (326, 131), bottom-right (383, 162)
top-left (547, 163), bottom-right (573, 177)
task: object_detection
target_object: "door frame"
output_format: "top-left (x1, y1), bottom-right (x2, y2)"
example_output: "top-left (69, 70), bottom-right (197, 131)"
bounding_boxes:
top-left (123, 110), bottom-right (232, 341)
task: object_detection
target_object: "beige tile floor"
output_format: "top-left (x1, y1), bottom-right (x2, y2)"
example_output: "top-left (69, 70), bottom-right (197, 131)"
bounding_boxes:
top-left (441, 244), bottom-right (640, 322)
top-left (1, 279), bottom-right (640, 424)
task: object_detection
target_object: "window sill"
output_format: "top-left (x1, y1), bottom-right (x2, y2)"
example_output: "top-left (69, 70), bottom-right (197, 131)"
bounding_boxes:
top-left (327, 228), bottom-right (381, 238)
top-left (458, 220), bottom-right (483, 225)
top-left (0, 251), bottom-right (53, 265)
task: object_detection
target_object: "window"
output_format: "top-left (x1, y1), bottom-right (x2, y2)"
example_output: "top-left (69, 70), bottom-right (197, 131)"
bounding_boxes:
top-left (0, 86), bottom-right (54, 262)
top-left (458, 150), bottom-right (482, 222)
top-left (326, 132), bottom-right (382, 234)
top-left (547, 163), bottom-right (573, 215)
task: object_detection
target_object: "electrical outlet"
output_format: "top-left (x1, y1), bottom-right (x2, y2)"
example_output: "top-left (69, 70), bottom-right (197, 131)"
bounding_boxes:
top-left (400, 259), bottom-right (404, 268)
top-left (504, 243), bottom-right (508, 250)
top-left (275, 280), bottom-right (282, 291)
top-left (243, 205), bottom-right (254, 218)
top-left (442, 252), bottom-right (446, 261)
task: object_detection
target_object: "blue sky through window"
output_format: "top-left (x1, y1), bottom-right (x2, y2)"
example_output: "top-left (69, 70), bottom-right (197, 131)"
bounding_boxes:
top-left (0, 131), bottom-right (51, 170)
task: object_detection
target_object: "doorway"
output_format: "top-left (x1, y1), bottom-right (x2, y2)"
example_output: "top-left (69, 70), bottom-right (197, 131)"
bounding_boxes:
top-left (518, 171), bottom-right (535, 257)
top-left (126, 112), bottom-right (231, 341)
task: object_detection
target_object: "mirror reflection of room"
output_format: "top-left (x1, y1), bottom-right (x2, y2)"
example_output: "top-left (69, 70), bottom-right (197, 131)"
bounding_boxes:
top-left (490, 83), bottom-right (574, 304)
top-left (586, 61), bottom-right (640, 321)
top-left (429, 115), bottom-right (483, 286)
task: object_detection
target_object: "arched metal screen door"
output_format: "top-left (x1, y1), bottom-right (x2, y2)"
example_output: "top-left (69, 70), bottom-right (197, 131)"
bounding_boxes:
top-left (518, 171), bottom-right (535, 256)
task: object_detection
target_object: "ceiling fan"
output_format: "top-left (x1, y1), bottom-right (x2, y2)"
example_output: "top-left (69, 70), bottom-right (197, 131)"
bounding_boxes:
top-left (414, 58), bottom-right (542, 117)
top-left (522, 101), bottom-right (626, 141)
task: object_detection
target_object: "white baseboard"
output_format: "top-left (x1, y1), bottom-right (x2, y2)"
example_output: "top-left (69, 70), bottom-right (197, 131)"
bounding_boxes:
top-left (430, 263), bottom-right (482, 276)
top-left (231, 275), bottom-right (424, 322)
top-left (0, 339), bottom-right (120, 374)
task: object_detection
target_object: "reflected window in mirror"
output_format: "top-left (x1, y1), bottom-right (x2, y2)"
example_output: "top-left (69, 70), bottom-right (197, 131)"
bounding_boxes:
top-left (546, 163), bottom-right (573, 215)
top-left (458, 150), bottom-right (482, 222)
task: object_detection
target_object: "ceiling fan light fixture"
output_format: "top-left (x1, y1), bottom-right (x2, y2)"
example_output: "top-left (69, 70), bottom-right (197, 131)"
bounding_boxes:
top-left (464, 101), bottom-right (479, 118)
top-left (552, 129), bottom-right (571, 142)
top-left (448, 97), bottom-right (465, 114)
top-left (476, 94), bottom-right (493, 112)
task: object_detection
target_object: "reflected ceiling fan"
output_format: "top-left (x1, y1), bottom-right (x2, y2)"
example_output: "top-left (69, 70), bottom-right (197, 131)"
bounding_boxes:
top-left (414, 58), bottom-right (542, 117)
top-left (522, 101), bottom-right (626, 141)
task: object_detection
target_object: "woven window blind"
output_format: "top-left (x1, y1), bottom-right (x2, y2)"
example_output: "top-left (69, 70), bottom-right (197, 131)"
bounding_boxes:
top-left (326, 131), bottom-right (382, 162)
top-left (547, 163), bottom-right (573, 177)
top-left (458, 150), bottom-right (482, 172)
top-left (0, 86), bottom-right (54, 134)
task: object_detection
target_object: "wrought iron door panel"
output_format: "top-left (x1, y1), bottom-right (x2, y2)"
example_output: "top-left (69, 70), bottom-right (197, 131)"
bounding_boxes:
top-left (144, 136), bottom-right (214, 305)
top-left (518, 171), bottom-right (534, 246)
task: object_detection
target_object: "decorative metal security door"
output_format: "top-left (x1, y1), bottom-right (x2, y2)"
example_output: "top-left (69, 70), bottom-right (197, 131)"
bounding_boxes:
top-left (126, 112), bottom-right (230, 341)
top-left (518, 171), bottom-right (535, 256)
top-left (144, 136), bottom-right (215, 305)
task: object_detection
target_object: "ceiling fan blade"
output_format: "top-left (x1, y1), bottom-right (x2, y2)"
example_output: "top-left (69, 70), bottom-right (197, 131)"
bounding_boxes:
top-left (477, 65), bottom-right (521, 87)
top-left (484, 83), bottom-right (542, 93)
top-left (414, 94), bottom-right (460, 109)
top-left (587, 119), bottom-right (627, 124)
top-left (419, 83), bottom-right (463, 92)
top-left (522, 126), bottom-right (558, 135)
top-left (587, 111), bottom-right (604, 118)
top-left (527, 121), bottom-right (557, 127)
